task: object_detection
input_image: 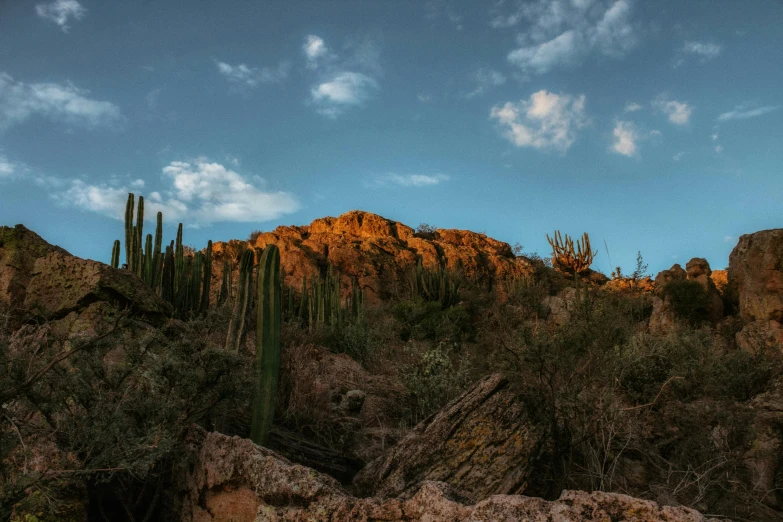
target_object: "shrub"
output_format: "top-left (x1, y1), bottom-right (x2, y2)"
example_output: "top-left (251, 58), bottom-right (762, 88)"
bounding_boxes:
top-left (663, 279), bottom-right (711, 326)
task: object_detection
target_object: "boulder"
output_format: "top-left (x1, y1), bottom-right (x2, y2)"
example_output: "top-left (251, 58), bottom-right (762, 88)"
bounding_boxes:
top-left (178, 428), bottom-right (718, 522)
top-left (353, 374), bottom-right (542, 501)
top-left (728, 229), bottom-right (783, 322)
top-left (0, 225), bottom-right (69, 325)
top-left (24, 251), bottom-right (171, 323)
top-left (650, 259), bottom-right (723, 330)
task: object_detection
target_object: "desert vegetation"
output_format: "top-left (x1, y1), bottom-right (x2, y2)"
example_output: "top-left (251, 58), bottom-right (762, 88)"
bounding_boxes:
top-left (1, 206), bottom-right (782, 521)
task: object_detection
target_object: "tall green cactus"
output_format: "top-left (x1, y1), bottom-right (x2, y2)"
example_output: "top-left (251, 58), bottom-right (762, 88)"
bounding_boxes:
top-left (124, 193), bottom-right (135, 268)
top-left (219, 260), bottom-right (232, 305)
top-left (225, 249), bottom-right (254, 352)
top-left (250, 244), bottom-right (281, 445)
top-left (162, 243), bottom-right (175, 304)
top-left (143, 233), bottom-right (153, 285)
top-left (200, 240), bottom-right (213, 314)
top-left (111, 240), bottom-right (121, 268)
top-left (151, 212), bottom-right (163, 292)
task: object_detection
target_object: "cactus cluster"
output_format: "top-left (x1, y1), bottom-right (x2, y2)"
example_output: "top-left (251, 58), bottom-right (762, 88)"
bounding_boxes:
top-left (225, 248), bottom-right (254, 352)
top-left (113, 193), bottom-right (212, 317)
top-left (408, 258), bottom-right (460, 307)
top-left (546, 230), bottom-right (596, 274)
top-left (293, 265), bottom-right (364, 330)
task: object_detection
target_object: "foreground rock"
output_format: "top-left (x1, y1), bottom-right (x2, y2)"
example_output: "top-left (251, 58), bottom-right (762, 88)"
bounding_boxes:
top-left (353, 373), bottom-right (542, 501)
top-left (0, 224), bottom-right (171, 326)
top-left (178, 428), bottom-right (717, 522)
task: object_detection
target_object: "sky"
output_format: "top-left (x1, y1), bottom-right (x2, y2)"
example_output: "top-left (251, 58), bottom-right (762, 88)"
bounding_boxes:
top-left (1, 0), bottom-right (782, 276)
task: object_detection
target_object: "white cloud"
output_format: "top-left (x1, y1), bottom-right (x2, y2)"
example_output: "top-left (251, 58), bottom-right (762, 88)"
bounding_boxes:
top-left (465, 68), bottom-right (506, 98)
top-left (216, 61), bottom-right (289, 87)
top-left (417, 93), bottom-right (432, 103)
top-left (624, 102), bottom-right (642, 112)
top-left (57, 159), bottom-right (299, 225)
top-left (0, 155), bottom-right (15, 178)
top-left (711, 133), bottom-right (719, 141)
top-left (303, 35), bottom-right (335, 70)
top-left (490, 90), bottom-right (587, 152)
top-left (505, 0), bottom-right (636, 75)
top-left (310, 72), bottom-right (378, 117)
top-left (370, 173), bottom-right (450, 188)
top-left (654, 96), bottom-right (692, 125)
top-left (611, 121), bottom-right (637, 156)
top-left (303, 36), bottom-right (381, 118)
top-left (0, 72), bottom-right (122, 130)
top-left (717, 104), bottom-right (781, 121)
top-left (724, 235), bottom-right (734, 243)
top-left (683, 41), bottom-right (722, 60)
top-left (715, 145), bottom-right (723, 153)
top-left (672, 151), bottom-right (685, 162)
top-left (648, 129), bottom-right (661, 136)
top-left (35, 0), bottom-right (86, 32)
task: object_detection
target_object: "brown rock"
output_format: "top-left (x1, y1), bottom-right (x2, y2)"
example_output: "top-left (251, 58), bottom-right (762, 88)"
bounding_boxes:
top-left (24, 251), bottom-right (171, 323)
top-left (0, 225), bottom-right (69, 325)
top-left (728, 229), bottom-right (783, 322)
top-left (211, 211), bottom-right (533, 305)
top-left (353, 373), bottom-right (542, 501)
top-left (650, 259), bottom-right (724, 329)
top-left (178, 428), bottom-right (718, 522)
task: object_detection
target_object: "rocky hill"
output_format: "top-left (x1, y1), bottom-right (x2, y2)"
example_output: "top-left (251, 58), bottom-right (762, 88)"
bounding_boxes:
top-left (2, 217), bottom-right (783, 521)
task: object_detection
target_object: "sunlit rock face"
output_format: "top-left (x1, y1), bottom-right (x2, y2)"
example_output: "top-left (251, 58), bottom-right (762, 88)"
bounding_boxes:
top-left (211, 210), bottom-right (534, 305)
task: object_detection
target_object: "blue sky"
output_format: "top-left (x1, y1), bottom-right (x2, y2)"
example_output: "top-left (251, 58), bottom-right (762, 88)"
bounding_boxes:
top-left (1, 0), bottom-right (781, 275)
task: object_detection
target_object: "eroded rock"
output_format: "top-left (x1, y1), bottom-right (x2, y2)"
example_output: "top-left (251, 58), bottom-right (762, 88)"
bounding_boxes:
top-left (178, 428), bottom-right (718, 522)
top-left (353, 373), bottom-right (542, 501)
top-left (728, 229), bottom-right (783, 322)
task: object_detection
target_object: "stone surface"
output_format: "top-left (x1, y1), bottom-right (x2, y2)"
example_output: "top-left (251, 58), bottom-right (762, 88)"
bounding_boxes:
top-left (353, 373), bottom-right (542, 501)
top-left (24, 251), bottom-right (171, 323)
top-left (178, 428), bottom-right (718, 522)
top-left (650, 259), bottom-right (723, 330)
top-left (0, 225), bottom-right (69, 325)
top-left (728, 229), bottom-right (783, 322)
top-left (211, 211), bottom-right (534, 305)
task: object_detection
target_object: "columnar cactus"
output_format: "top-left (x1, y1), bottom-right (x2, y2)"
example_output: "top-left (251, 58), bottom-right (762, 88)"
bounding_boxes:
top-left (200, 240), bottom-right (213, 314)
top-left (111, 240), bottom-right (121, 268)
top-left (225, 249), bottom-right (254, 352)
top-left (250, 244), bottom-right (281, 446)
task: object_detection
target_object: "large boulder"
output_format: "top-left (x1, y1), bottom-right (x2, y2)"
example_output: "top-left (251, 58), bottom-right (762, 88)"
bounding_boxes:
top-left (0, 224), bottom-right (171, 325)
top-left (0, 225), bottom-right (69, 324)
top-left (353, 373), bottom-right (542, 501)
top-left (728, 229), bottom-right (783, 322)
top-left (650, 259), bottom-right (723, 330)
top-left (177, 428), bottom-right (718, 522)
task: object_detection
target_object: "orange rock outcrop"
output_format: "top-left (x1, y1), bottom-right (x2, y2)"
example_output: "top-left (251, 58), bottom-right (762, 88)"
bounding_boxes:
top-left (211, 211), bottom-right (533, 303)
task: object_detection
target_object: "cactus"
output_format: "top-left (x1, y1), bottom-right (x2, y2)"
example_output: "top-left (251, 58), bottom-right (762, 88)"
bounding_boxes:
top-left (124, 193), bottom-right (134, 268)
top-left (162, 243), bottom-right (175, 304)
top-left (225, 249), bottom-right (254, 352)
top-left (143, 233), bottom-right (153, 286)
top-left (200, 240), bottom-right (212, 314)
top-left (219, 260), bottom-right (232, 305)
top-left (250, 244), bottom-right (281, 445)
top-left (111, 240), bottom-right (120, 268)
top-left (174, 223), bottom-right (184, 295)
top-left (151, 212), bottom-right (163, 292)
top-left (408, 258), bottom-right (460, 307)
top-left (546, 230), bottom-right (596, 274)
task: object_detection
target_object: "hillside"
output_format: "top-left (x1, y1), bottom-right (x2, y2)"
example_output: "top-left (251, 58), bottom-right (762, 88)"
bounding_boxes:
top-left (1, 216), bottom-right (782, 521)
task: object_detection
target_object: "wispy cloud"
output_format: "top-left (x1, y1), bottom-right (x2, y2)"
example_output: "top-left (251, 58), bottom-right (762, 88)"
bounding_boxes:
top-left (654, 95), bottom-right (692, 125)
top-left (35, 0), bottom-right (86, 32)
top-left (56, 158), bottom-right (299, 225)
top-left (611, 121), bottom-right (638, 157)
top-left (490, 90), bottom-right (587, 152)
top-left (369, 173), bottom-right (450, 188)
top-left (216, 61), bottom-right (290, 87)
top-left (624, 102), bottom-right (643, 112)
top-left (303, 35), bottom-right (382, 118)
top-left (717, 104), bottom-right (781, 121)
top-left (672, 151), bottom-right (685, 162)
top-left (425, 1), bottom-right (464, 31)
top-left (465, 68), bottom-right (506, 98)
top-left (0, 155), bottom-right (15, 178)
top-left (504, 0), bottom-right (637, 76)
top-left (0, 72), bottom-right (122, 130)
top-left (683, 41), bottom-right (722, 60)
top-left (715, 145), bottom-right (723, 153)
